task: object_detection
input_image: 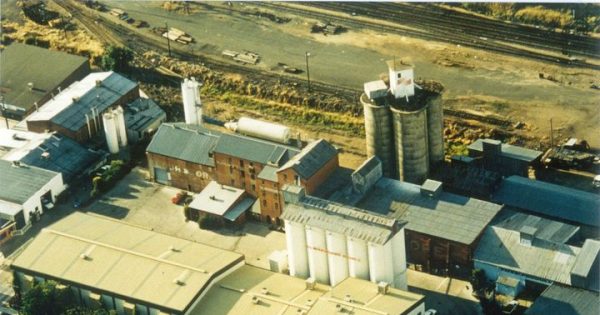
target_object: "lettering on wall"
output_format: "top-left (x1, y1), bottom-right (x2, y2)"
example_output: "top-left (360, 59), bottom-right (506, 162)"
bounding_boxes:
top-left (307, 245), bottom-right (360, 262)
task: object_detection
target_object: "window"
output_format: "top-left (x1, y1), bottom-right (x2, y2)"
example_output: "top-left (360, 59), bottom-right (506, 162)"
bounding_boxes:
top-left (263, 199), bottom-right (267, 206)
top-left (262, 180), bottom-right (265, 184)
top-left (240, 160), bottom-right (244, 167)
top-left (240, 171), bottom-right (245, 177)
top-left (251, 184), bottom-right (256, 191)
top-left (275, 202), bottom-right (279, 210)
top-left (250, 162), bottom-right (254, 167)
top-left (230, 179), bottom-right (235, 186)
top-left (250, 174), bottom-right (255, 180)
top-left (283, 174), bottom-right (288, 181)
top-left (262, 191), bottom-right (266, 197)
top-left (229, 166), bottom-right (233, 174)
top-left (397, 73), bottom-right (402, 78)
top-left (229, 157), bottom-right (232, 164)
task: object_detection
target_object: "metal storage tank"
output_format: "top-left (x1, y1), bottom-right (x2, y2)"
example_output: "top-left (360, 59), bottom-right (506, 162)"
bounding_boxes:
top-left (390, 105), bottom-right (429, 184)
top-left (368, 242), bottom-right (395, 286)
top-left (306, 226), bottom-right (330, 284)
top-left (426, 96), bottom-right (444, 164)
top-left (391, 229), bottom-right (408, 290)
top-left (326, 231), bottom-right (349, 286)
top-left (285, 220), bottom-right (309, 278)
top-left (102, 112), bottom-right (119, 154)
top-left (236, 117), bottom-right (291, 144)
top-left (181, 78), bottom-right (202, 125)
top-left (347, 237), bottom-right (369, 280)
top-left (114, 106), bottom-right (128, 147)
top-left (361, 94), bottom-right (395, 178)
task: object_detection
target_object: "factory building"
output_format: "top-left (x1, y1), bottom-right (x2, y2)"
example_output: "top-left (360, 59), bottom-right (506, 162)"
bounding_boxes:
top-left (147, 122), bottom-right (339, 224)
top-left (0, 129), bottom-right (106, 184)
top-left (526, 284), bottom-right (599, 315)
top-left (492, 176), bottom-right (600, 239)
top-left (123, 97), bottom-right (167, 143)
top-left (23, 72), bottom-right (139, 143)
top-left (11, 213), bottom-right (425, 315)
top-left (281, 186), bottom-right (408, 289)
top-left (361, 60), bottom-right (444, 183)
top-left (468, 139), bottom-right (542, 177)
top-left (0, 43), bottom-right (91, 120)
top-left (11, 212), bottom-right (244, 315)
top-left (474, 213), bottom-right (600, 297)
top-left (0, 159), bottom-right (64, 233)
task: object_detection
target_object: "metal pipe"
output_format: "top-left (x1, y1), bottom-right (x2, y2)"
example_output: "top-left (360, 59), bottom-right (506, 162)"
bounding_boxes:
top-left (165, 22), bottom-right (172, 57)
top-left (305, 52), bottom-right (311, 93)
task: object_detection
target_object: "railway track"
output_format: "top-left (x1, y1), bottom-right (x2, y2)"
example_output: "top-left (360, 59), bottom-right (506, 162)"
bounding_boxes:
top-left (258, 2), bottom-right (600, 70)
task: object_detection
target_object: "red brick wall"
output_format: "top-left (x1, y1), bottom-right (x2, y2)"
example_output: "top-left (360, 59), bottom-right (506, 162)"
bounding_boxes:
top-left (147, 152), bottom-right (215, 192)
top-left (405, 230), bottom-right (472, 273)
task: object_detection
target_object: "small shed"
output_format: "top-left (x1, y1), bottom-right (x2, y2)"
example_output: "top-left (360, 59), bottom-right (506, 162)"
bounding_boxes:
top-left (188, 181), bottom-right (254, 226)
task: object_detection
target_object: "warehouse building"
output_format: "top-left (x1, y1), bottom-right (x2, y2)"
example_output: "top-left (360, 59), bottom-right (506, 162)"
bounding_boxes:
top-left (355, 178), bottom-right (503, 276)
top-left (187, 181), bottom-right (254, 226)
top-left (0, 43), bottom-right (91, 120)
top-left (474, 213), bottom-right (600, 297)
top-left (11, 212), bottom-right (244, 315)
top-left (0, 159), bottom-right (64, 232)
top-left (123, 97), bottom-right (167, 143)
top-left (281, 186), bottom-right (408, 289)
top-left (0, 130), bottom-right (106, 184)
top-left (23, 71), bottom-right (139, 143)
top-left (468, 139), bottom-right (542, 177)
top-left (492, 176), bottom-right (600, 238)
top-left (191, 265), bottom-right (426, 315)
top-left (526, 284), bottom-right (599, 315)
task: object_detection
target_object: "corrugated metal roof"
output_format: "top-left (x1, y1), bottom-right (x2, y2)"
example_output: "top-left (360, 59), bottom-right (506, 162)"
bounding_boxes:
top-left (475, 225), bottom-right (580, 285)
top-left (146, 123), bottom-right (220, 166)
top-left (11, 212), bottom-right (243, 313)
top-left (281, 195), bottom-right (402, 245)
top-left (278, 139), bottom-right (337, 179)
top-left (526, 284), bottom-right (599, 315)
top-left (0, 43), bottom-right (89, 112)
top-left (50, 72), bottom-right (137, 131)
top-left (0, 159), bottom-right (60, 205)
top-left (257, 165), bottom-right (278, 182)
top-left (492, 176), bottom-right (600, 227)
top-left (571, 239), bottom-right (600, 280)
top-left (357, 178), bottom-right (502, 245)
top-left (214, 133), bottom-right (299, 166)
top-left (189, 181), bottom-right (245, 216)
top-left (352, 156), bottom-right (381, 178)
top-left (469, 139), bottom-right (542, 162)
top-left (124, 98), bottom-right (166, 132)
top-left (495, 212), bottom-right (579, 245)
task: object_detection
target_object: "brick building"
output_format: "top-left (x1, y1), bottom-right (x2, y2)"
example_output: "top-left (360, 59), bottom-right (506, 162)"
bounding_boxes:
top-left (146, 123), bottom-right (339, 224)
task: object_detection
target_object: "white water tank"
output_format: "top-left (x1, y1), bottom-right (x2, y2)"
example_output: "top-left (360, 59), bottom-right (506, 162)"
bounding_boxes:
top-left (102, 112), bottom-right (119, 154)
top-left (391, 229), bottom-right (408, 290)
top-left (347, 237), bottom-right (369, 280)
top-left (285, 220), bottom-right (309, 278)
top-left (326, 231), bottom-right (349, 286)
top-left (181, 78), bottom-right (202, 125)
top-left (236, 117), bottom-right (291, 144)
top-left (306, 226), bottom-right (330, 284)
top-left (114, 106), bottom-right (128, 147)
top-left (368, 241), bottom-right (394, 285)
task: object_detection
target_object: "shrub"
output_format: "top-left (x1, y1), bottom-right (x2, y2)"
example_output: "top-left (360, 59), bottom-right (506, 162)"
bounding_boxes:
top-left (100, 45), bottom-right (134, 73)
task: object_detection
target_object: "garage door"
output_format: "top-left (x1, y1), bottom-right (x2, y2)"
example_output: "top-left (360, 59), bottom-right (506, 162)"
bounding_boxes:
top-left (154, 167), bottom-right (170, 184)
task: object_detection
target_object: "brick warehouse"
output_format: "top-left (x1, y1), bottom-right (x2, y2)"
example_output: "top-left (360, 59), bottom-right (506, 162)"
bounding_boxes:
top-left (147, 123), bottom-right (339, 224)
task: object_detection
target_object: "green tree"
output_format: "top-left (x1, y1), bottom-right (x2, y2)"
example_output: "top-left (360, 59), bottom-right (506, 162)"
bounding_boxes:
top-left (100, 45), bottom-right (133, 73)
top-left (63, 306), bottom-right (117, 315)
top-left (20, 281), bottom-right (75, 315)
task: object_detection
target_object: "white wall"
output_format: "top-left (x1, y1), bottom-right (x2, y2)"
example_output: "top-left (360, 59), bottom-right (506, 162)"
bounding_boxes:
top-left (391, 228), bottom-right (408, 290)
top-left (347, 237), bottom-right (369, 279)
top-left (306, 226), bottom-right (330, 284)
top-left (285, 220), bottom-right (308, 278)
top-left (21, 172), bottom-right (64, 227)
top-left (326, 231), bottom-right (349, 286)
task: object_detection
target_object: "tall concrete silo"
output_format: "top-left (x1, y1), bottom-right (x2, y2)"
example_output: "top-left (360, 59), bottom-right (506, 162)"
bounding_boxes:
top-left (426, 95), bottom-right (444, 165)
top-left (362, 81), bottom-right (395, 178)
top-left (391, 105), bottom-right (429, 184)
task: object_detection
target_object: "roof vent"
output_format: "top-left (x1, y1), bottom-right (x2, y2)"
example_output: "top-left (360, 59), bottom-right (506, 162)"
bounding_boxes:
top-left (11, 161), bottom-right (21, 167)
top-left (95, 80), bottom-right (102, 87)
top-left (305, 299), bottom-right (313, 306)
top-left (420, 179), bottom-right (442, 198)
top-left (344, 294), bottom-right (352, 303)
top-left (41, 152), bottom-right (50, 159)
top-left (252, 296), bottom-right (260, 304)
top-left (169, 245), bottom-right (180, 252)
top-left (377, 282), bottom-right (390, 295)
top-left (28, 82), bottom-right (34, 91)
top-left (80, 254), bottom-right (91, 261)
top-left (72, 96), bottom-right (80, 103)
top-left (261, 287), bottom-right (269, 295)
top-left (305, 277), bottom-right (316, 290)
top-left (336, 304), bottom-right (344, 313)
top-left (173, 279), bottom-right (185, 286)
top-left (520, 225), bottom-right (537, 247)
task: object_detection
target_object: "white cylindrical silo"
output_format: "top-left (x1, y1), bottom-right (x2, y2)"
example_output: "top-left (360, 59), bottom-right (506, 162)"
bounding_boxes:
top-left (391, 229), bottom-right (408, 290)
top-left (102, 112), bottom-right (119, 154)
top-left (306, 226), bottom-right (330, 284)
top-left (285, 220), bottom-right (309, 278)
top-left (326, 232), bottom-right (349, 286)
top-left (115, 106), bottom-right (128, 147)
top-left (368, 241), bottom-right (394, 285)
top-left (236, 117), bottom-right (291, 144)
top-left (181, 78), bottom-right (201, 125)
top-left (347, 237), bottom-right (369, 280)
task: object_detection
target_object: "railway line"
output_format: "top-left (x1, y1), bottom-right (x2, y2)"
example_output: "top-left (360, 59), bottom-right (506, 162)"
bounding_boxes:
top-left (257, 2), bottom-right (600, 70)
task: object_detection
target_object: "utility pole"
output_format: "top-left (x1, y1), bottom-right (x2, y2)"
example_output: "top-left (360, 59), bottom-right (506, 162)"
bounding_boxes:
top-left (305, 51), bottom-right (311, 93)
top-left (165, 22), bottom-right (172, 57)
top-left (550, 118), bottom-right (554, 147)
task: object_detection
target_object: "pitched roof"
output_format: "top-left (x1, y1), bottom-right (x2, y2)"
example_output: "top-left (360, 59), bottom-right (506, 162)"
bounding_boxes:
top-left (146, 123), bottom-right (220, 166)
top-left (3, 133), bottom-right (105, 183)
top-left (281, 194), bottom-right (402, 245)
top-left (257, 165), bottom-right (279, 182)
top-left (492, 176), bottom-right (600, 227)
top-left (469, 139), bottom-right (542, 162)
top-left (494, 212), bottom-right (580, 245)
top-left (188, 181), bottom-right (253, 221)
top-left (214, 133), bottom-right (298, 166)
top-left (11, 212), bottom-right (244, 313)
top-left (124, 98), bottom-right (166, 133)
top-left (357, 178), bottom-right (502, 245)
top-left (0, 43), bottom-right (89, 112)
top-left (0, 159), bottom-right (60, 205)
top-left (526, 284), bottom-right (599, 315)
top-left (571, 239), bottom-right (600, 291)
top-left (278, 139), bottom-right (337, 179)
top-left (474, 225), bottom-right (581, 286)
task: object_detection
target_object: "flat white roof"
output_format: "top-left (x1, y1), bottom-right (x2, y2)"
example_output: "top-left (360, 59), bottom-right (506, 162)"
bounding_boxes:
top-left (0, 129), bottom-right (50, 151)
top-left (0, 199), bottom-right (23, 217)
top-left (189, 181), bottom-right (245, 217)
top-left (25, 72), bottom-right (112, 122)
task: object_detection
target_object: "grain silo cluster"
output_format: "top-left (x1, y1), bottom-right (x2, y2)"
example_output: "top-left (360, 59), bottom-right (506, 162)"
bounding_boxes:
top-left (361, 60), bottom-right (444, 184)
